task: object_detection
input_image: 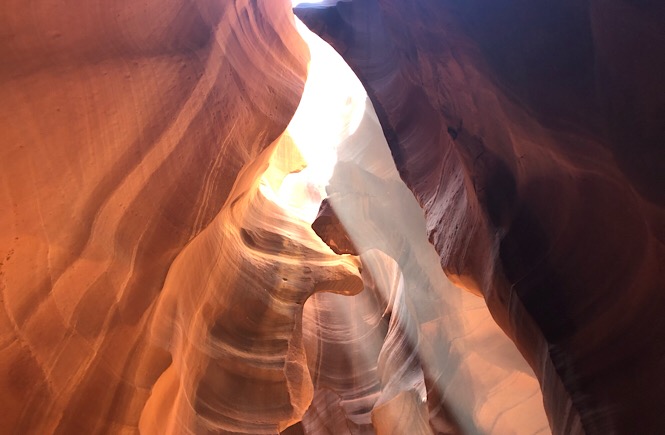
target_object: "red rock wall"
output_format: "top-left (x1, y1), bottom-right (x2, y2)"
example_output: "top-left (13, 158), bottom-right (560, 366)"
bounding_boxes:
top-left (297, 0), bottom-right (665, 433)
top-left (0, 1), bottom-right (309, 432)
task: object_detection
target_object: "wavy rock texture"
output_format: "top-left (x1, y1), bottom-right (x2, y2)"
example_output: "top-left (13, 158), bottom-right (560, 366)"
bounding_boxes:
top-left (139, 135), bottom-right (364, 434)
top-left (0, 0), bottom-right (310, 433)
top-left (296, 0), bottom-right (665, 433)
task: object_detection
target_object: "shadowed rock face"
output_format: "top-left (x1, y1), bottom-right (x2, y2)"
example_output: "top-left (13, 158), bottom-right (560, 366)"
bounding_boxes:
top-left (307, 93), bottom-right (549, 434)
top-left (296, 0), bottom-right (665, 433)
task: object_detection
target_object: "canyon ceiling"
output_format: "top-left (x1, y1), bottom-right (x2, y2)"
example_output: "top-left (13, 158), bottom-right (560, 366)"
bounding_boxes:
top-left (1, 0), bottom-right (664, 434)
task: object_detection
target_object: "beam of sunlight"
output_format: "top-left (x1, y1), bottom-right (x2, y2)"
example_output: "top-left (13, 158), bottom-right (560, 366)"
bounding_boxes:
top-left (286, 18), bottom-right (366, 188)
top-left (291, 0), bottom-right (338, 7)
top-left (259, 11), bottom-right (550, 434)
top-left (261, 17), bottom-right (366, 223)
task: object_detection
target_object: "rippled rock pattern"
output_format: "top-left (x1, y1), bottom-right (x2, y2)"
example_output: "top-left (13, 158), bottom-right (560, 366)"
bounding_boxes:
top-left (0, 0), bottom-right (309, 432)
top-left (140, 134), bottom-right (363, 434)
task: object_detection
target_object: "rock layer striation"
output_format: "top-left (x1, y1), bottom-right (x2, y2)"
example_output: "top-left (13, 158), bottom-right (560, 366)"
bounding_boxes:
top-left (0, 0), bottom-right (310, 432)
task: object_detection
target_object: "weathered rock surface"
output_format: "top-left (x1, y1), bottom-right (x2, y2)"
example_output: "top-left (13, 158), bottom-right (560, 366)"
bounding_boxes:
top-left (0, 0), bottom-right (311, 432)
top-left (140, 134), bottom-right (364, 434)
top-left (297, 0), bottom-right (665, 433)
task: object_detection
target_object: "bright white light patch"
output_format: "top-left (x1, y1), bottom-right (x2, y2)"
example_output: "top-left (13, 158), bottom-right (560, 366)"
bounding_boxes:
top-left (287, 18), bottom-right (367, 190)
top-left (263, 17), bottom-right (368, 223)
top-left (291, 0), bottom-right (330, 7)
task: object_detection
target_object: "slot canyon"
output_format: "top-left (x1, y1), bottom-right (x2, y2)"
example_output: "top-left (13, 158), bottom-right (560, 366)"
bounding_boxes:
top-left (0, 0), bottom-right (663, 434)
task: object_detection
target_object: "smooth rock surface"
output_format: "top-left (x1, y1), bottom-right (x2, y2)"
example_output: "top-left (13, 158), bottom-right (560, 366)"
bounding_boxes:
top-left (0, 1), bottom-right (309, 432)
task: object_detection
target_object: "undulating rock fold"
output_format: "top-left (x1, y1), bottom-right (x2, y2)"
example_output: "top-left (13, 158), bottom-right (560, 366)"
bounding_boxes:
top-left (1, 0), bottom-right (310, 432)
top-left (140, 134), bottom-right (364, 434)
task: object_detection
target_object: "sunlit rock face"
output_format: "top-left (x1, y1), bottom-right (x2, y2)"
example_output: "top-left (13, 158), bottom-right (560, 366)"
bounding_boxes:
top-left (140, 135), bottom-right (364, 434)
top-left (296, 0), bottom-right (665, 433)
top-left (0, 0), bottom-right (310, 432)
